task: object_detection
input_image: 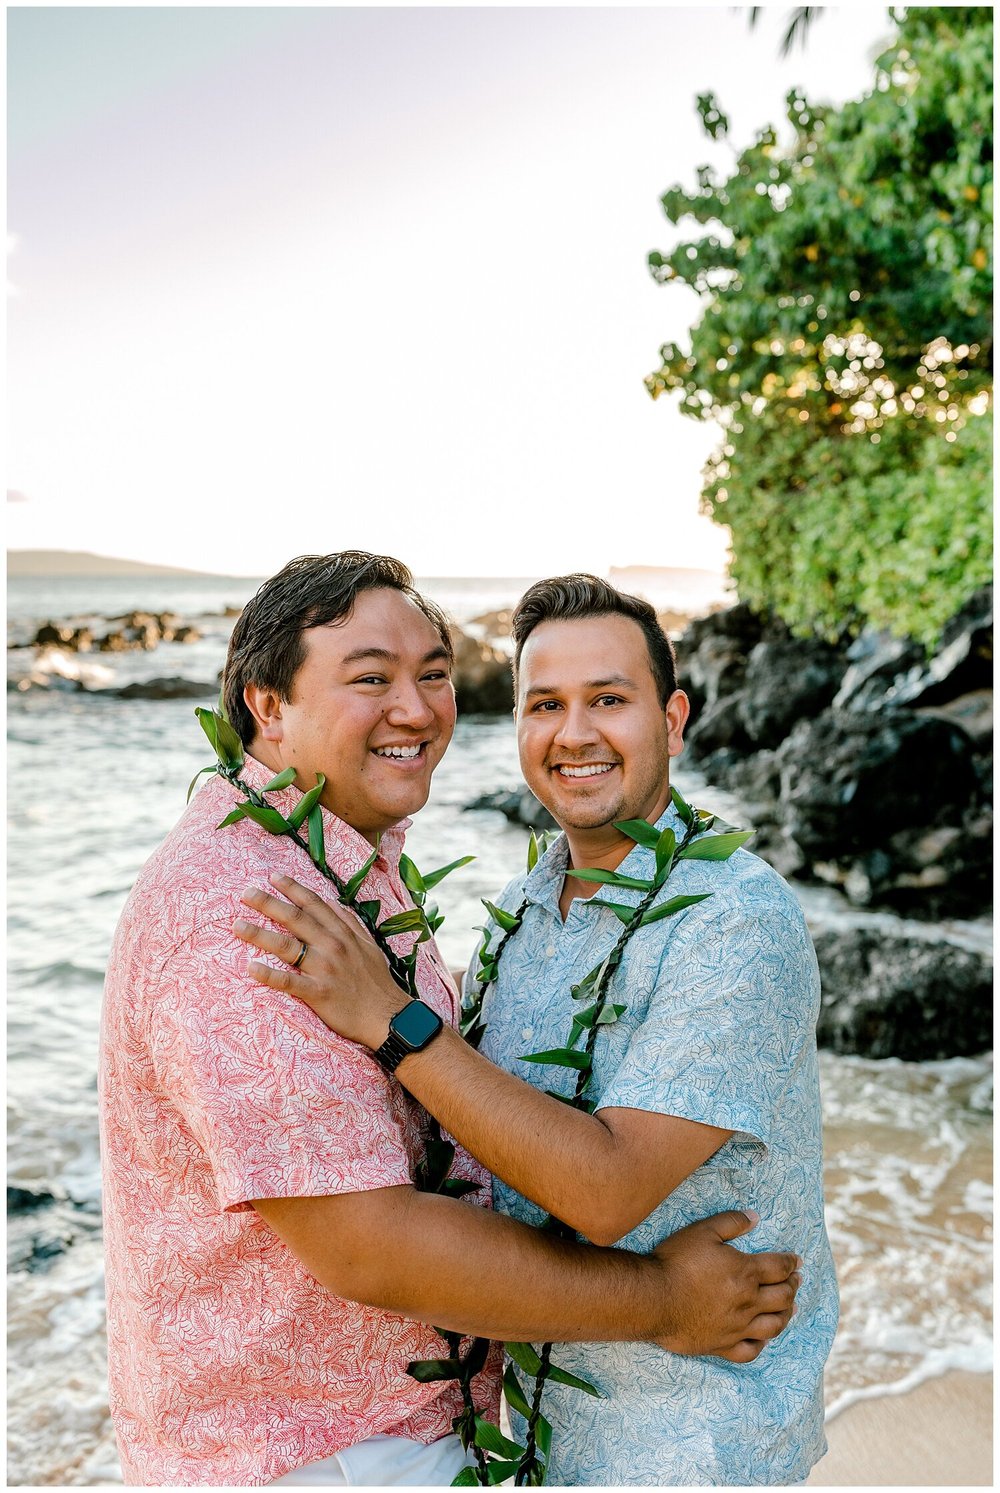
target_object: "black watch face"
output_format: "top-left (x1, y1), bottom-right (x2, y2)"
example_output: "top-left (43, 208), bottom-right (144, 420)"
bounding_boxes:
top-left (391, 1001), bottom-right (443, 1050)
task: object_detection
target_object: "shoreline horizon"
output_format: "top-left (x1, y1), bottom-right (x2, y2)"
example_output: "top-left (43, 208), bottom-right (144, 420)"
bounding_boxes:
top-left (7, 547), bottom-right (732, 587)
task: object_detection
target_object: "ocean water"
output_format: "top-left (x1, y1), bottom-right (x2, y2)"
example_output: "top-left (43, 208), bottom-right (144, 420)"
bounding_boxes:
top-left (6, 574), bottom-right (992, 1485)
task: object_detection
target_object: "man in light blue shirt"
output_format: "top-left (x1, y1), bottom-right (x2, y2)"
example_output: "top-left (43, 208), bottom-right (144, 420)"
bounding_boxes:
top-left (241, 572), bottom-right (834, 1484)
top-left (464, 575), bottom-right (838, 1484)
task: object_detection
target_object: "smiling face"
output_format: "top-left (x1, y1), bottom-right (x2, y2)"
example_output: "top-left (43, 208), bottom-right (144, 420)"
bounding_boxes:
top-left (245, 587), bottom-right (456, 842)
top-left (516, 614), bottom-right (689, 853)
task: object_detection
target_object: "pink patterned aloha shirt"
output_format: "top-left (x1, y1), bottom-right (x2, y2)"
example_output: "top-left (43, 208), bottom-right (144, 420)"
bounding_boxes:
top-left (99, 753), bottom-right (500, 1486)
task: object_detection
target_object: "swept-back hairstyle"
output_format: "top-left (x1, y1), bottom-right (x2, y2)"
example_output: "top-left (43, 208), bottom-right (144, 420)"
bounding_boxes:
top-left (511, 574), bottom-right (678, 705)
top-left (223, 551), bottom-right (453, 746)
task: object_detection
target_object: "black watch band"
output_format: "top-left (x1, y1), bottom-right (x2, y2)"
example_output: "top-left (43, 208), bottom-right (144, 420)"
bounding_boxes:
top-left (374, 999), bottom-right (444, 1074)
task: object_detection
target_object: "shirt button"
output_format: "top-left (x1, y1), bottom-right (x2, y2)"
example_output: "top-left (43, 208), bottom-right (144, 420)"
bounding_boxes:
top-left (544, 945), bottom-right (556, 958)
top-left (522, 1027), bottom-right (534, 1042)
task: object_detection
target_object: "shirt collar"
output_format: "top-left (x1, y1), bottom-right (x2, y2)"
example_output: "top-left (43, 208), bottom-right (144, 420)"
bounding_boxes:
top-left (523, 798), bottom-right (685, 917)
top-left (239, 752), bottom-right (409, 872)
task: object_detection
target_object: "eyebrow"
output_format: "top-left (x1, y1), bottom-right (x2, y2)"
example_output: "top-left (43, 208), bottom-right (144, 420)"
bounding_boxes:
top-left (524, 674), bottom-right (638, 699)
top-left (341, 646), bottom-right (451, 666)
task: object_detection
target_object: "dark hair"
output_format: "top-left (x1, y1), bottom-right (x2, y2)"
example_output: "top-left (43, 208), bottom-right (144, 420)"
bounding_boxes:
top-left (223, 552), bottom-right (454, 746)
top-left (511, 574), bottom-right (678, 705)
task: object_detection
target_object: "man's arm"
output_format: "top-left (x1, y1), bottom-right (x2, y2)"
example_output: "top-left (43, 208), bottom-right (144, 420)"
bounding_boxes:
top-left (237, 879), bottom-right (729, 1244)
top-left (254, 1184), bottom-right (798, 1360)
top-left (391, 1027), bottom-right (730, 1247)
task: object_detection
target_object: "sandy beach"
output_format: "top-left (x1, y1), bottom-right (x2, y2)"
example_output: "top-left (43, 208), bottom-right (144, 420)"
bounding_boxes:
top-left (807, 1371), bottom-right (993, 1486)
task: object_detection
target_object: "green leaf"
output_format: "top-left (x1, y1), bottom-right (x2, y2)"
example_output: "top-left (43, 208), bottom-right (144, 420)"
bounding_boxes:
top-left (654, 826), bottom-right (676, 874)
top-left (520, 1047), bottom-right (592, 1070)
top-left (462, 1335), bottom-right (491, 1378)
top-left (473, 1417), bottom-right (525, 1459)
top-left (186, 764), bottom-right (217, 802)
top-left (307, 803), bottom-right (327, 869)
top-left (289, 775), bottom-right (326, 830)
top-left (262, 766), bottom-right (297, 792)
top-left (355, 899), bottom-right (382, 925)
top-left (440, 1177), bottom-right (484, 1200)
top-left (612, 817), bottom-right (662, 848)
top-left (546, 1363), bottom-right (602, 1397)
top-left (569, 967), bottom-right (601, 1000)
top-left (216, 808), bottom-right (246, 829)
top-left (377, 907), bottom-right (426, 936)
top-left (571, 869), bottom-right (653, 890)
top-left (570, 1001), bottom-right (626, 1031)
top-left (487, 1459), bottom-right (523, 1484)
top-left (640, 892), bottom-right (712, 925)
top-left (482, 899), bottom-right (520, 932)
top-left (406, 1356), bottom-right (463, 1383)
top-left (421, 1137), bottom-right (456, 1189)
top-left (239, 803), bottom-right (291, 834)
top-left (397, 853), bottom-right (427, 899)
top-left (450, 1467), bottom-right (478, 1486)
top-left (671, 786), bottom-right (695, 826)
top-left (535, 1414), bottom-right (553, 1459)
top-left (502, 1363), bottom-right (533, 1418)
top-left (505, 1341), bottom-right (543, 1376)
top-left (195, 705), bottom-right (222, 754)
top-left (594, 900), bottom-right (637, 924)
top-left (679, 830), bottom-right (754, 861)
top-left (344, 846), bottom-right (379, 901)
top-left (194, 706), bottom-right (244, 768)
top-left (421, 855), bottom-right (475, 890)
top-left (526, 830), bottom-right (541, 872)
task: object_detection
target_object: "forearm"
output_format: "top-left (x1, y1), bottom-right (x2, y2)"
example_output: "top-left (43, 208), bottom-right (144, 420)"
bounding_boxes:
top-left (397, 1026), bottom-right (622, 1237)
top-left (255, 1184), bottom-right (663, 1343)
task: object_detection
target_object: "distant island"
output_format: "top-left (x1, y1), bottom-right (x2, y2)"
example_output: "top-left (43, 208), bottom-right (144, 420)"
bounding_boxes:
top-left (7, 550), bottom-right (240, 579)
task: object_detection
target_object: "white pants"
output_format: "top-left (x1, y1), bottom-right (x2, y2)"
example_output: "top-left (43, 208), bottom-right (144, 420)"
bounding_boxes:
top-left (271, 1432), bottom-right (474, 1486)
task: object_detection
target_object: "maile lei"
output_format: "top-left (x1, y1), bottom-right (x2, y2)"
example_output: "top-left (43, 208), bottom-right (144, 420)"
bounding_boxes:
top-left (191, 705), bottom-right (751, 1487)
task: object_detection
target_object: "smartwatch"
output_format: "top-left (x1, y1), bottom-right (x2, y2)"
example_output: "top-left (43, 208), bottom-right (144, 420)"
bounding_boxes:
top-left (374, 999), bottom-right (444, 1074)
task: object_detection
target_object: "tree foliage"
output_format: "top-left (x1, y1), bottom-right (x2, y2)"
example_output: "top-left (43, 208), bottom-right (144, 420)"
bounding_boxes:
top-left (647, 6), bottom-right (992, 645)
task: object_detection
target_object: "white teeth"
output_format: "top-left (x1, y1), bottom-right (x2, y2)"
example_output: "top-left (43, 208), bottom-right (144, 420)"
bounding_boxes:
top-left (556, 763), bottom-right (615, 778)
top-left (374, 745), bottom-right (422, 759)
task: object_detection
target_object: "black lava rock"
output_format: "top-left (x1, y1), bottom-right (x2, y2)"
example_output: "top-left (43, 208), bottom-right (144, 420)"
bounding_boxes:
top-left (814, 928), bottom-right (992, 1060)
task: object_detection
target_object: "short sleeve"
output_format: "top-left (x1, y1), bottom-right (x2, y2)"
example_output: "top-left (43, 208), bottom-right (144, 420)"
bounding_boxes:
top-left (596, 888), bottom-right (820, 1151)
top-left (147, 917), bottom-right (415, 1212)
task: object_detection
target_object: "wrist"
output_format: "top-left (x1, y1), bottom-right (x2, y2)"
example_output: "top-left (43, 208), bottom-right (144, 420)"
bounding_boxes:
top-left (363, 986), bottom-right (410, 1051)
top-left (635, 1251), bottom-right (678, 1344)
top-left (373, 998), bottom-right (445, 1074)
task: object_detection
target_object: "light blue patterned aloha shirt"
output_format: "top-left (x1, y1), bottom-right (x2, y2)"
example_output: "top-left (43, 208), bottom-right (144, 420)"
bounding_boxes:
top-left (468, 801), bottom-right (839, 1486)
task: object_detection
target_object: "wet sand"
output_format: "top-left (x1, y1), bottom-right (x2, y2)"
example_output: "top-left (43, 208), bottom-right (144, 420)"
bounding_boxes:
top-left (807, 1371), bottom-right (993, 1486)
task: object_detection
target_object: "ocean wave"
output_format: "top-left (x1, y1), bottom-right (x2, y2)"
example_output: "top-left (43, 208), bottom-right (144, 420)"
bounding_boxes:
top-left (17, 960), bottom-right (107, 988)
top-left (826, 1342), bottom-right (993, 1422)
top-left (8, 648), bottom-right (117, 692)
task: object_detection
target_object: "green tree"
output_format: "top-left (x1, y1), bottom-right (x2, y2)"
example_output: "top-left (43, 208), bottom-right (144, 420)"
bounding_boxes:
top-left (647, 6), bottom-right (992, 646)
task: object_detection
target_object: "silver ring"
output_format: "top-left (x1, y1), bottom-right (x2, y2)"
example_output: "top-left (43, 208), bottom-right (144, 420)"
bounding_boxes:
top-left (290, 940), bottom-right (308, 971)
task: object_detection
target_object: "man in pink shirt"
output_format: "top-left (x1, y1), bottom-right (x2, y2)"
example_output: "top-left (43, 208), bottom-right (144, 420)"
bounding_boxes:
top-left (99, 551), bottom-right (800, 1487)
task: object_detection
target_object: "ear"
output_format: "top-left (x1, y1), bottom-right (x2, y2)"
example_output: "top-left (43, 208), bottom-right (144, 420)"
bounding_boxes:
top-left (664, 689), bottom-right (690, 757)
top-left (243, 684), bottom-right (285, 744)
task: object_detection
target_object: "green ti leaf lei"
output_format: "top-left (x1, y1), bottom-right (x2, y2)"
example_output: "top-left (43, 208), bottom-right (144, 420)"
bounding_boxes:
top-left (458, 788), bottom-right (753, 1485)
top-left (190, 706), bottom-right (492, 1481)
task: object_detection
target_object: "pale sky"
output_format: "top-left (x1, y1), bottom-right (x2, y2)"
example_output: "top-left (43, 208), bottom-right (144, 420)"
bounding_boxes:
top-left (8, 4), bottom-right (892, 578)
